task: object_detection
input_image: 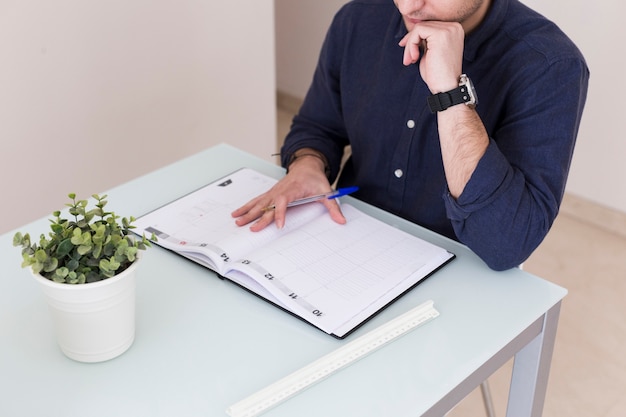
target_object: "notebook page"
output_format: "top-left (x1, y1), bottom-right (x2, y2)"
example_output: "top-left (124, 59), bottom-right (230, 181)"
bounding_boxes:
top-left (225, 204), bottom-right (453, 336)
top-left (133, 168), bottom-right (326, 273)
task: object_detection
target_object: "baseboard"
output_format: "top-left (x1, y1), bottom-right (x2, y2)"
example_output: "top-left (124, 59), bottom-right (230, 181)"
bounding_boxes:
top-left (560, 193), bottom-right (626, 240)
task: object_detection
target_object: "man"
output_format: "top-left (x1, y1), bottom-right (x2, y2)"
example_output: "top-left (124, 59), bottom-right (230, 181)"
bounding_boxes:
top-left (232, 0), bottom-right (589, 270)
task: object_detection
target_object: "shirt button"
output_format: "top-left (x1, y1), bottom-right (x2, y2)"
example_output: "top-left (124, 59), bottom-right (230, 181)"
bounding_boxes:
top-left (394, 169), bottom-right (403, 178)
top-left (406, 120), bottom-right (415, 129)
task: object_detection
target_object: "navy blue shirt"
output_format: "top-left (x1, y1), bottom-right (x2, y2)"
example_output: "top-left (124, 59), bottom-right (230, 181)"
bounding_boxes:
top-left (281, 0), bottom-right (589, 270)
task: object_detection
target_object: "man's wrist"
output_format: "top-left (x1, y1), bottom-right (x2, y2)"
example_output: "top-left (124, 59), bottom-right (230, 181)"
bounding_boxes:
top-left (428, 74), bottom-right (478, 113)
top-left (286, 149), bottom-right (331, 178)
top-left (430, 77), bottom-right (461, 94)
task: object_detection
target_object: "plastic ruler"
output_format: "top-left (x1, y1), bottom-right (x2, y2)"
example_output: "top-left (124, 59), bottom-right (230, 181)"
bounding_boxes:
top-left (226, 299), bottom-right (439, 417)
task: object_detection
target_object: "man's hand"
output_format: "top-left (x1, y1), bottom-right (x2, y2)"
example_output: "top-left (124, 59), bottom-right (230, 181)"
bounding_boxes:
top-left (399, 20), bottom-right (488, 199)
top-left (398, 21), bottom-right (465, 94)
top-left (231, 150), bottom-right (346, 231)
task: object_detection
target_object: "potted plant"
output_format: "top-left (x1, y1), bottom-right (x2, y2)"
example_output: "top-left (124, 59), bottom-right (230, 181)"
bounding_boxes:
top-left (13, 193), bottom-right (154, 363)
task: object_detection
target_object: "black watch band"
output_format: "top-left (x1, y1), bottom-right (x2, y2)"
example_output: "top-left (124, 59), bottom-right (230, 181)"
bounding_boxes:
top-left (427, 74), bottom-right (477, 113)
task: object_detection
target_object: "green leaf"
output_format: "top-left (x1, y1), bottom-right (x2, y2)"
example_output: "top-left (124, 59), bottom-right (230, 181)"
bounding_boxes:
top-left (30, 260), bottom-right (43, 274)
top-left (115, 238), bottom-right (129, 255)
top-left (50, 223), bottom-right (64, 234)
top-left (70, 228), bottom-right (86, 245)
top-left (85, 271), bottom-right (100, 283)
top-left (100, 257), bottom-right (120, 273)
top-left (56, 238), bottom-right (74, 258)
top-left (92, 242), bottom-right (102, 258)
top-left (76, 218), bottom-right (89, 228)
top-left (43, 257), bottom-right (58, 273)
top-left (67, 259), bottom-right (79, 271)
top-left (110, 257), bottom-right (120, 270)
top-left (65, 270), bottom-right (80, 284)
top-left (55, 267), bottom-right (69, 278)
top-left (77, 244), bottom-right (92, 256)
top-left (13, 232), bottom-right (24, 247)
top-left (84, 210), bottom-right (95, 223)
top-left (126, 246), bottom-right (138, 262)
top-left (34, 249), bottom-right (48, 263)
top-left (92, 224), bottom-right (106, 244)
top-left (99, 258), bottom-right (110, 272)
top-left (14, 191), bottom-right (151, 284)
top-left (51, 275), bottom-right (66, 283)
top-left (20, 253), bottom-right (34, 268)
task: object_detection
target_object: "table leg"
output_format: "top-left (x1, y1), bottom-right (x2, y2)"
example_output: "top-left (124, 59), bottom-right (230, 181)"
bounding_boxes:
top-left (506, 301), bottom-right (562, 417)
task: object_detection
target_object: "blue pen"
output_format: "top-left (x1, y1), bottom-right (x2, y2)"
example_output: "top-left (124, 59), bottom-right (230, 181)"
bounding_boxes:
top-left (262, 186), bottom-right (359, 212)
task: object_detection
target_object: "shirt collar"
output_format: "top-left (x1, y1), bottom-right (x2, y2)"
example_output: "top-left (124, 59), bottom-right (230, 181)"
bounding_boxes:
top-left (464, 0), bottom-right (509, 61)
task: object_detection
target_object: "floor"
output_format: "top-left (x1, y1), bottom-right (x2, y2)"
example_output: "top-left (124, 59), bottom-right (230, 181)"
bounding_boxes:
top-left (277, 106), bottom-right (626, 417)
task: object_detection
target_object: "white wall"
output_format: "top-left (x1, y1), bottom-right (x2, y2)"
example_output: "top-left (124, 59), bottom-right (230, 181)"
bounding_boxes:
top-left (0, 0), bottom-right (276, 234)
top-left (275, 0), bottom-right (626, 215)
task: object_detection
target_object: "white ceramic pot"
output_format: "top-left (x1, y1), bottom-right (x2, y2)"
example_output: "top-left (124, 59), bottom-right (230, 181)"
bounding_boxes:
top-left (33, 256), bottom-right (140, 363)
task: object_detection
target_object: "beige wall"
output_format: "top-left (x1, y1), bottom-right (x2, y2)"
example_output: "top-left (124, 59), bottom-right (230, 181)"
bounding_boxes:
top-left (0, 0), bottom-right (276, 234)
top-left (521, 0), bottom-right (626, 214)
top-left (275, 0), bottom-right (626, 215)
top-left (275, 0), bottom-right (344, 100)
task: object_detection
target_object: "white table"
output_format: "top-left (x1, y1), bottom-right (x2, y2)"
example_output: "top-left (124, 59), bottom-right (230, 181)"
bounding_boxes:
top-left (0, 144), bottom-right (566, 416)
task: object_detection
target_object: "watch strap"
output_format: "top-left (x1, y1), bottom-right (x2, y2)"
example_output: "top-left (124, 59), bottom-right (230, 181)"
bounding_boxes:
top-left (427, 85), bottom-right (471, 113)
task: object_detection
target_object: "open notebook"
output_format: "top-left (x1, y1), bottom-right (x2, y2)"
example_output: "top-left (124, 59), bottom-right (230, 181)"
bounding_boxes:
top-left (133, 168), bottom-right (454, 338)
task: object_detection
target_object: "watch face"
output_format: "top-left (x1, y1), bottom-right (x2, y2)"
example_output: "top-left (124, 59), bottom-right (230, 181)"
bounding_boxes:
top-left (460, 74), bottom-right (478, 107)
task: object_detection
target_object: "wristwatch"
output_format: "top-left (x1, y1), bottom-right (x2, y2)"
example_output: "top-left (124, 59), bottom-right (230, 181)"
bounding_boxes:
top-left (427, 74), bottom-right (477, 113)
